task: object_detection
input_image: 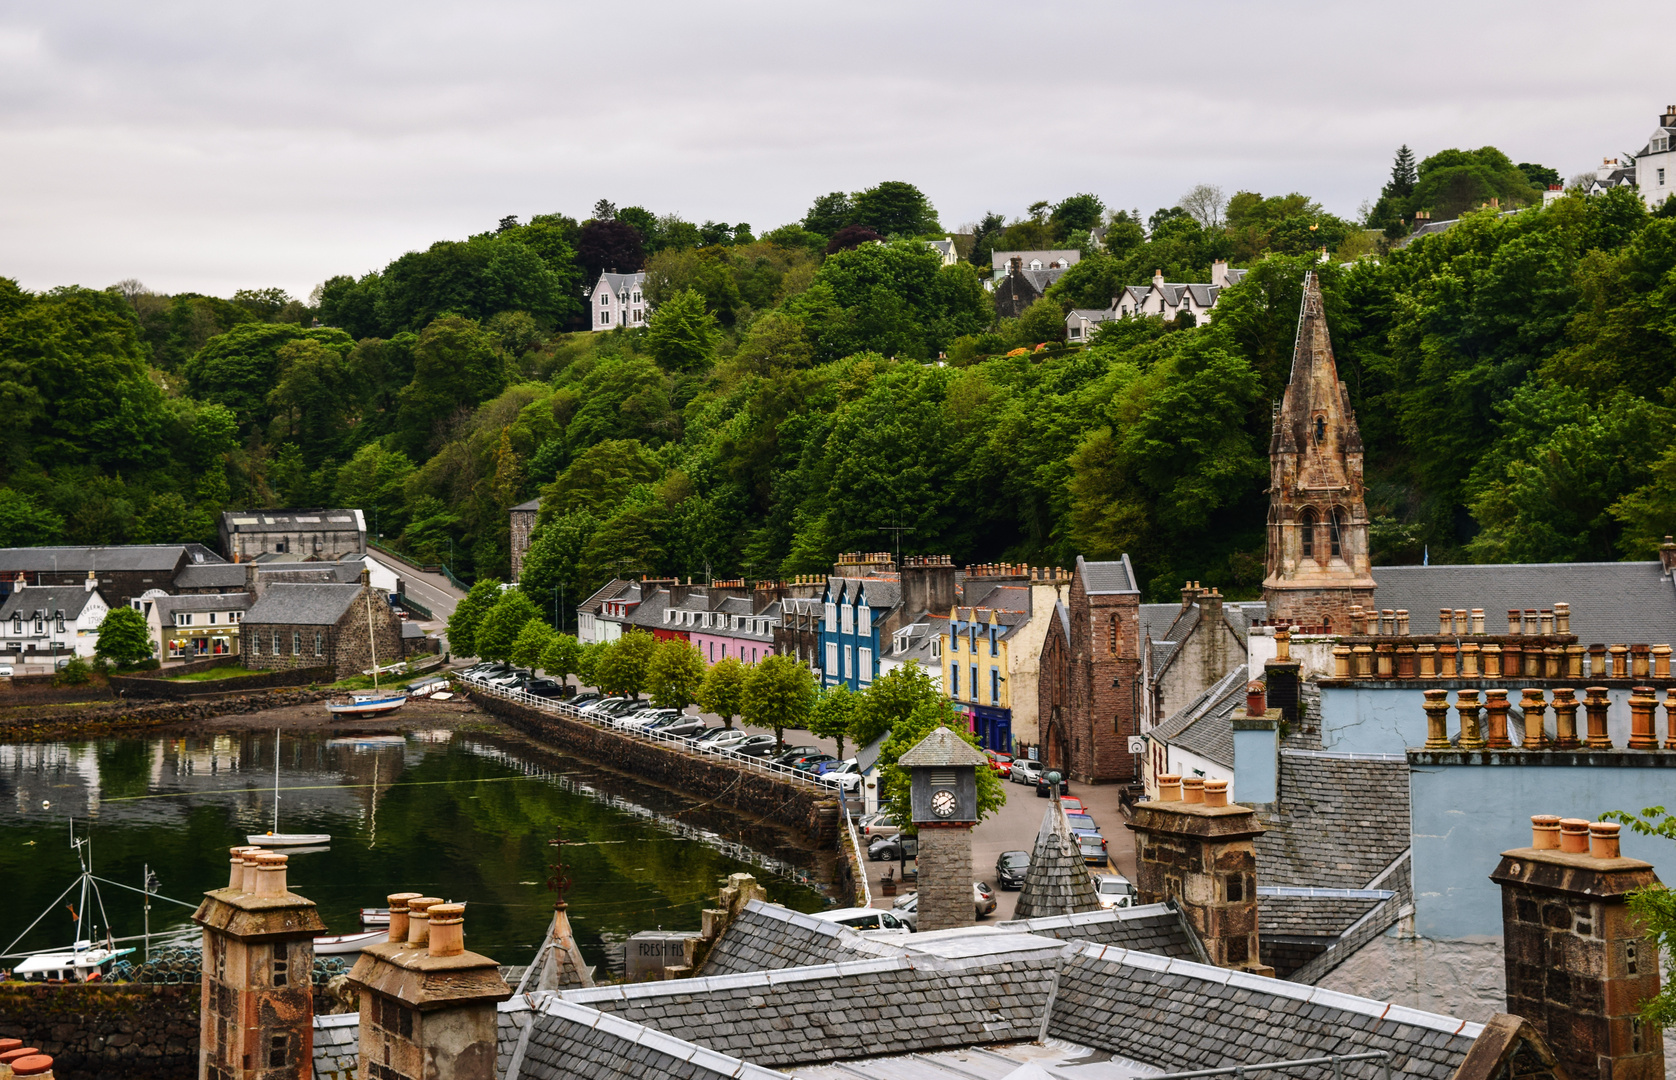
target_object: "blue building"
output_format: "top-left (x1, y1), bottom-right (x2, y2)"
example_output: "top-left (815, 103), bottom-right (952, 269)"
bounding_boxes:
top-left (819, 574), bottom-right (899, 691)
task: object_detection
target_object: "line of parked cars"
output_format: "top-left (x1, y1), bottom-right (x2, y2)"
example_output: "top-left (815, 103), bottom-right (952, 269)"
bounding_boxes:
top-left (457, 662), bottom-right (567, 697)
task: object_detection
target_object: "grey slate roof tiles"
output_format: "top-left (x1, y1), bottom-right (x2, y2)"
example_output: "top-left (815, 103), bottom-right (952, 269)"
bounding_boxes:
top-left (0, 544), bottom-right (211, 573)
top-left (0, 585), bottom-right (101, 621)
top-left (311, 1013), bottom-right (359, 1080)
top-left (698, 901), bottom-right (878, 975)
top-left (995, 904), bottom-right (1200, 960)
top-left (242, 582), bottom-right (364, 626)
top-left (1148, 667), bottom-right (1246, 769)
top-left (1258, 895), bottom-right (1384, 938)
top-left (1255, 750), bottom-right (1411, 891)
top-left (1076, 555), bottom-right (1138, 595)
top-left (1012, 804), bottom-right (1103, 919)
top-left (1049, 944), bottom-right (1480, 1080)
top-left (173, 563), bottom-right (253, 589)
top-left (518, 995), bottom-right (785, 1080)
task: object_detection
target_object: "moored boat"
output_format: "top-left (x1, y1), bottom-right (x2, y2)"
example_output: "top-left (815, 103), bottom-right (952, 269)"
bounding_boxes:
top-left (246, 831), bottom-right (333, 847)
top-left (13, 942), bottom-right (135, 982)
top-left (325, 692), bottom-right (408, 717)
top-left (312, 929), bottom-right (384, 955)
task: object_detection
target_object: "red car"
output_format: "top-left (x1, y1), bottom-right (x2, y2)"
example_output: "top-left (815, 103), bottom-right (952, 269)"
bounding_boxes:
top-left (984, 750), bottom-right (1013, 778)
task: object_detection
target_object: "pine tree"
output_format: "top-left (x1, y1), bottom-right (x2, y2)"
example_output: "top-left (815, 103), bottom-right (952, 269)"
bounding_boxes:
top-left (1389, 146), bottom-right (1417, 199)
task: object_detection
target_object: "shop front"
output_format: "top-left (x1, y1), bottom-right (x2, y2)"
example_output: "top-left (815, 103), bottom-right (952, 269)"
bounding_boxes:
top-left (167, 630), bottom-right (239, 659)
top-left (958, 703), bottom-right (1013, 755)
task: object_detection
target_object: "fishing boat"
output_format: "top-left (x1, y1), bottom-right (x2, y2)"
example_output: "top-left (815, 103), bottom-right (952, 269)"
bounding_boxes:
top-left (13, 941), bottom-right (135, 982)
top-left (325, 592), bottom-right (407, 718)
top-left (246, 729), bottom-right (330, 847)
top-left (312, 929), bottom-right (384, 955)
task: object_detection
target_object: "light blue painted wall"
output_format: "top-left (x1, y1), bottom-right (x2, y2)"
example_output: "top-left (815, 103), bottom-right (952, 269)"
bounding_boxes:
top-left (1410, 760), bottom-right (1676, 938)
top-left (1319, 685), bottom-right (1639, 757)
top-left (1233, 727), bottom-right (1278, 803)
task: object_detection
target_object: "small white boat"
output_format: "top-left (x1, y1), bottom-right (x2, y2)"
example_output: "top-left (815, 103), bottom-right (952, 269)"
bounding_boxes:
top-left (247, 831), bottom-right (332, 847)
top-left (326, 692), bottom-right (408, 717)
top-left (13, 942), bottom-right (135, 982)
top-left (312, 929), bottom-right (384, 955)
top-left (360, 907), bottom-right (390, 927)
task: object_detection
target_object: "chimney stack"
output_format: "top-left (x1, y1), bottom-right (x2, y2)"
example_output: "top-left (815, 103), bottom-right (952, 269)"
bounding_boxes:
top-left (349, 893), bottom-right (511, 1080)
top-left (1492, 816), bottom-right (1664, 1080)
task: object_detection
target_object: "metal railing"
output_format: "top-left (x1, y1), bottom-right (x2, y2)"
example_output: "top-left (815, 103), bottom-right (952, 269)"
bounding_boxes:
top-left (458, 678), bottom-right (849, 792)
top-left (392, 593), bottom-right (434, 621)
top-left (841, 793), bottom-right (873, 908)
top-left (1148, 1051), bottom-right (1390, 1080)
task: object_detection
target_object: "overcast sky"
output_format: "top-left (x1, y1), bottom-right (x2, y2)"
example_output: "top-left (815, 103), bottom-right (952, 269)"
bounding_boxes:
top-left (1, 1), bottom-right (1669, 299)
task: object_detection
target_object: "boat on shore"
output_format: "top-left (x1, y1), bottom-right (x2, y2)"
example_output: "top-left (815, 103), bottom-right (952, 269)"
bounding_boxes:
top-left (325, 692), bottom-right (408, 718)
top-left (13, 942), bottom-right (135, 982)
top-left (313, 929), bottom-right (384, 955)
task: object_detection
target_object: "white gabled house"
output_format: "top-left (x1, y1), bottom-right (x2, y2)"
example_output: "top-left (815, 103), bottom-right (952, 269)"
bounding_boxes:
top-left (0, 575), bottom-right (110, 663)
top-left (590, 271), bottom-right (648, 332)
top-left (1112, 260), bottom-right (1246, 323)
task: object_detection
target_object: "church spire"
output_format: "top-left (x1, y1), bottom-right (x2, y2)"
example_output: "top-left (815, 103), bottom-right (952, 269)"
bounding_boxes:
top-left (1261, 273), bottom-right (1376, 628)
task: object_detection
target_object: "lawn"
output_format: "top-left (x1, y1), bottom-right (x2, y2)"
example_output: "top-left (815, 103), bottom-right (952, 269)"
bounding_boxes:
top-left (164, 665), bottom-right (270, 683)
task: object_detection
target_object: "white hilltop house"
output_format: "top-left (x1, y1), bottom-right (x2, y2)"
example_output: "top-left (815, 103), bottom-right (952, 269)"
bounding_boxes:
top-left (591, 271), bottom-right (648, 331)
top-left (1066, 260), bottom-right (1248, 341)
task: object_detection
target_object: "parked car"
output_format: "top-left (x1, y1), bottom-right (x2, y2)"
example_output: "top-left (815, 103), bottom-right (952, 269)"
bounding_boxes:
top-left (579, 696), bottom-right (628, 717)
top-left (567, 691), bottom-right (604, 708)
top-left (699, 730), bottom-right (751, 754)
top-left (1065, 812), bottom-right (1098, 832)
top-left (984, 750), bottom-right (1013, 778)
top-left (729, 735), bottom-right (779, 758)
top-left (1093, 874), bottom-right (1137, 910)
top-left (772, 746), bottom-right (822, 766)
top-left (815, 907), bottom-right (911, 932)
top-left (525, 678), bottom-right (566, 698)
top-left (890, 883), bottom-right (995, 929)
top-left (994, 850), bottom-right (1030, 890)
top-left (621, 708), bottom-right (681, 730)
top-left (861, 812), bottom-right (899, 839)
top-left (815, 758), bottom-right (858, 776)
top-left (1077, 833), bottom-right (1109, 867)
top-left (1011, 760), bottom-right (1043, 786)
top-left (868, 834), bottom-right (916, 861)
top-left (1035, 773), bottom-right (1069, 798)
top-left (0, 664), bottom-right (13, 678)
top-left (792, 754), bottom-right (838, 773)
top-left (1060, 796), bottom-right (1085, 815)
top-left (661, 719), bottom-right (711, 739)
top-left (779, 752), bottom-right (831, 770)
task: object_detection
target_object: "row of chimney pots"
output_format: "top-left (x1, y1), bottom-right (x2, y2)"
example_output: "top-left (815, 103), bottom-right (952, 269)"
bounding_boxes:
top-left (1346, 603), bottom-right (1572, 637)
top-left (1329, 639), bottom-right (1672, 681)
top-left (0, 1041), bottom-right (54, 1078)
top-left (1422, 686), bottom-right (1676, 751)
top-left (1529, 815), bottom-right (1624, 860)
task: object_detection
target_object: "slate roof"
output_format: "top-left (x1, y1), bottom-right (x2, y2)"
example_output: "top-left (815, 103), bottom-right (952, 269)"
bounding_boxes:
top-left (995, 904), bottom-right (1201, 960)
top-left (242, 583), bottom-right (363, 626)
top-left (221, 509), bottom-right (362, 534)
top-left (900, 726), bottom-right (990, 767)
top-left (1076, 555), bottom-right (1139, 595)
top-left (561, 940), bottom-right (1067, 1067)
top-left (173, 563), bottom-right (252, 590)
top-left (0, 544), bottom-right (213, 573)
top-left (698, 901), bottom-right (878, 975)
top-left (311, 1013), bottom-right (359, 1080)
top-left (1013, 804), bottom-right (1103, 919)
top-left (577, 578), bottom-right (632, 615)
top-left (512, 497), bottom-right (543, 512)
top-left (1048, 944), bottom-right (1481, 1080)
top-left (625, 589), bottom-right (668, 630)
top-left (593, 271), bottom-right (647, 297)
top-left (1370, 560), bottom-right (1676, 646)
top-left (259, 561), bottom-right (365, 585)
top-left (1258, 894), bottom-right (1386, 938)
top-left (0, 586), bottom-right (102, 621)
top-left (1255, 750), bottom-right (1411, 890)
top-left (990, 249), bottom-right (1081, 273)
top-left (152, 592), bottom-right (251, 618)
top-left (514, 995), bottom-right (784, 1080)
top-left (1148, 667), bottom-right (1246, 769)
top-left (828, 576), bottom-right (902, 613)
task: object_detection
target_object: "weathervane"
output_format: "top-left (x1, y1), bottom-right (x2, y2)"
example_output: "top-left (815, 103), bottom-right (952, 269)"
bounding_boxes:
top-left (546, 826), bottom-right (573, 911)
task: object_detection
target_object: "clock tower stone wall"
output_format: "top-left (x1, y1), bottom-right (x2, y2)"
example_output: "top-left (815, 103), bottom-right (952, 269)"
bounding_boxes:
top-left (915, 825), bottom-right (975, 933)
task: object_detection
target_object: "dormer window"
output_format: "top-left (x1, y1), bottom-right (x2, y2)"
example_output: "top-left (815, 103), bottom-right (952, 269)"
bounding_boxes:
top-left (1655, 134), bottom-right (1670, 153)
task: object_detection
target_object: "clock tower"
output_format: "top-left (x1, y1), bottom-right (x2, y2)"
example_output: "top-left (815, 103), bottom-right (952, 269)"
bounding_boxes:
top-left (901, 727), bottom-right (987, 933)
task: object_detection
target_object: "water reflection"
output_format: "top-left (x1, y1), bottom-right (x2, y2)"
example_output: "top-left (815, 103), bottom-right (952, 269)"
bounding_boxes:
top-left (0, 731), bottom-right (828, 969)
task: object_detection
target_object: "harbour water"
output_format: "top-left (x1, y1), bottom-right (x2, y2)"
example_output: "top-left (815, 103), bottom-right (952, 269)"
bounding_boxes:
top-left (0, 728), bottom-right (830, 971)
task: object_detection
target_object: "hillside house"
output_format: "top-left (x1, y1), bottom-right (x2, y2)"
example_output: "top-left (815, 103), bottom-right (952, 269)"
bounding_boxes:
top-left (239, 581), bottom-right (403, 679)
top-left (591, 271), bottom-right (648, 331)
top-left (219, 509), bottom-right (366, 562)
top-left (0, 577), bottom-right (110, 663)
top-left (1114, 260), bottom-right (1246, 323)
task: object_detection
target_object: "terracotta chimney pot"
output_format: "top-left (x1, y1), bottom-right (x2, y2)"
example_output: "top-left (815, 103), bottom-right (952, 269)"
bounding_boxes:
top-left (1332, 645), bottom-right (1352, 678)
top-left (1589, 821), bottom-right (1622, 860)
top-left (1396, 642), bottom-right (1416, 678)
top-left (1417, 642), bottom-right (1437, 678)
top-left (1181, 776), bottom-right (1205, 804)
top-left (1274, 628), bottom-right (1291, 662)
top-left (1351, 643), bottom-right (1373, 678)
top-left (1519, 688), bottom-right (1548, 749)
top-left (1565, 644), bottom-right (1585, 679)
top-left (1665, 688), bottom-right (1676, 751)
top-left (1246, 682), bottom-right (1265, 717)
top-left (406, 897), bottom-right (443, 947)
top-left (427, 902), bottom-right (466, 957)
top-left (228, 846), bottom-right (259, 890)
top-left (9, 1057), bottom-right (52, 1079)
top-left (1539, 609), bottom-right (1554, 635)
top-left (1422, 689), bottom-right (1452, 750)
top-left (1558, 818), bottom-right (1591, 854)
top-left (1508, 609), bottom-right (1523, 635)
top-left (1454, 609), bottom-right (1468, 635)
top-left (1610, 644), bottom-right (1629, 678)
top-left (1375, 642), bottom-right (1394, 678)
top-left (1628, 686), bottom-right (1659, 750)
top-left (1553, 602), bottom-right (1571, 634)
top-left (1439, 643), bottom-right (1458, 678)
top-left (1484, 689), bottom-right (1512, 749)
top-left (1552, 688), bottom-right (1581, 749)
top-left (386, 892), bottom-right (423, 944)
top-left (1396, 610), bottom-right (1410, 636)
top-left (1589, 643), bottom-right (1608, 677)
top-left (1470, 608), bottom-right (1485, 635)
top-left (1439, 608), bottom-right (1452, 635)
top-left (1157, 774), bottom-right (1182, 802)
top-left (240, 849), bottom-right (270, 894)
top-left (254, 853), bottom-right (289, 897)
top-left (1631, 644), bottom-right (1651, 679)
top-left (1456, 689), bottom-right (1485, 751)
top-left (1503, 642), bottom-right (1523, 678)
top-left (1382, 609), bottom-right (1396, 635)
top-left (0, 1040), bottom-right (20, 1057)
top-left (1543, 645), bottom-right (1563, 679)
top-left (1202, 779), bottom-right (1229, 807)
top-left (1653, 644), bottom-right (1671, 679)
top-left (1530, 814), bottom-right (1562, 849)
top-left (1460, 641), bottom-right (1480, 678)
top-left (1584, 686), bottom-right (1614, 748)
top-left (1482, 643), bottom-right (1502, 678)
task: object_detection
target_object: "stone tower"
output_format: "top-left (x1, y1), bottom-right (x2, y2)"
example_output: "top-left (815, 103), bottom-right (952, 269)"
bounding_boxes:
top-left (901, 727), bottom-right (987, 933)
top-left (193, 847), bottom-right (326, 1080)
top-left (1261, 272), bottom-right (1376, 629)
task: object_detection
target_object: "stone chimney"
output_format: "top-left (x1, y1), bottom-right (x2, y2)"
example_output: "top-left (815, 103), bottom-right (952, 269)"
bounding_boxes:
top-left (1660, 535), bottom-right (1676, 575)
top-left (1127, 790), bottom-right (1272, 975)
top-left (1009, 255), bottom-right (1023, 276)
top-left (192, 851), bottom-right (326, 1080)
top-left (245, 562), bottom-right (262, 598)
top-left (84, 570), bottom-right (95, 593)
top-left (1211, 259), bottom-right (1229, 288)
top-left (901, 555), bottom-right (957, 620)
top-left (1200, 586), bottom-right (1223, 625)
top-left (1180, 580), bottom-right (1202, 611)
top-left (348, 894), bottom-right (512, 1080)
top-left (1490, 816), bottom-right (1664, 1080)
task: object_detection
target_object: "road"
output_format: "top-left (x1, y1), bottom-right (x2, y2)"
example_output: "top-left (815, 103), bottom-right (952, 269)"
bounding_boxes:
top-left (366, 549), bottom-right (464, 624)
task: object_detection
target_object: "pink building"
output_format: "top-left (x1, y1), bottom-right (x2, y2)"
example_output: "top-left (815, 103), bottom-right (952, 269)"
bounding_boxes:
top-left (666, 592), bottom-right (780, 665)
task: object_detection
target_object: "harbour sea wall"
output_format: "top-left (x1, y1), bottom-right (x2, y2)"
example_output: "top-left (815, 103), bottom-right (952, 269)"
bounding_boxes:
top-left (0, 687), bottom-right (336, 740)
top-left (0, 983), bottom-right (197, 1079)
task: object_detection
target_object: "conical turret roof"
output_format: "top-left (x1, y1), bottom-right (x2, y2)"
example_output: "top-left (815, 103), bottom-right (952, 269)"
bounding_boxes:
top-left (1012, 799), bottom-right (1102, 919)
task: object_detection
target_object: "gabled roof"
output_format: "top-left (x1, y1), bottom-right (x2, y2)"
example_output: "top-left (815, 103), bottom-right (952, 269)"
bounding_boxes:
top-left (1255, 749), bottom-right (1411, 891)
top-left (242, 583), bottom-right (363, 626)
top-left (990, 249), bottom-right (1081, 272)
top-left (1076, 554), bottom-right (1139, 595)
top-left (593, 271), bottom-right (647, 296)
top-left (899, 726), bottom-right (989, 767)
top-left (1371, 560), bottom-right (1676, 646)
top-left (221, 509), bottom-right (363, 534)
top-left (173, 563), bottom-right (252, 590)
top-left (151, 592), bottom-right (252, 617)
top-left (625, 589), bottom-right (668, 629)
top-left (1148, 666), bottom-right (1246, 769)
top-left (0, 545), bottom-right (209, 574)
top-left (995, 904), bottom-right (1201, 960)
top-left (511, 497), bottom-right (542, 512)
top-left (0, 586), bottom-right (102, 621)
top-left (576, 579), bottom-right (632, 615)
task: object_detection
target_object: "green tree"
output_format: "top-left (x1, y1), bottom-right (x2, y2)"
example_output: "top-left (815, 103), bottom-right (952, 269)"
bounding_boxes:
top-left (395, 316), bottom-right (511, 457)
top-left (1016, 297), bottom-right (1068, 345)
top-left (741, 653), bottom-right (814, 749)
top-left (595, 630), bottom-right (656, 697)
top-left (510, 617), bottom-right (557, 670)
top-left (850, 661), bottom-right (946, 749)
top-left (94, 606), bottom-right (153, 667)
top-left (698, 656), bottom-right (747, 728)
top-left (803, 192), bottom-right (854, 236)
top-left (475, 589), bottom-right (542, 661)
top-left (0, 488), bottom-right (65, 546)
top-left (540, 633), bottom-right (584, 684)
top-left (807, 683), bottom-right (859, 761)
top-left (447, 579), bottom-right (504, 658)
top-left (647, 638), bottom-right (705, 709)
top-left (643, 288), bottom-right (719, 372)
top-left (1050, 194), bottom-right (1106, 238)
top-left (575, 640), bottom-right (607, 687)
top-left (850, 181), bottom-right (939, 236)
top-left (877, 704), bottom-right (1006, 836)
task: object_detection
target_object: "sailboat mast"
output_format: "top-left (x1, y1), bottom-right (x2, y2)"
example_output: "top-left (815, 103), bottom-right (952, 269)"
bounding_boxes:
top-left (272, 727), bottom-right (280, 834)
top-left (366, 590), bottom-right (379, 689)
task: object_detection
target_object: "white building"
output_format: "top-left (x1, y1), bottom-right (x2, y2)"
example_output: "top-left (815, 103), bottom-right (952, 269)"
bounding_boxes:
top-left (0, 577), bottom-right (110, 664)
top-left (590, 271), bottom-right (648, 332)
top-left (1634, 105), bottom-right (1676, 209)
top-left (924, 238), bottom-right (958, 266)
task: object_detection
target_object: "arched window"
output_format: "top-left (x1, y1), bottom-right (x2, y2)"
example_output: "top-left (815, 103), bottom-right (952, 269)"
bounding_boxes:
top-left (1108, 614), bottom-right (1120, 656)
top-left (1329, 509), bottom-right (1343, 558)
top-left (1314, 415), bottom-right (1326, 443)
top-left (1299, 509), bottom-right (1315, 559)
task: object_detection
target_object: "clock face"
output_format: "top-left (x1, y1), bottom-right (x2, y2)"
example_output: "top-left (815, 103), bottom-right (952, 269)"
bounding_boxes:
top-left (931, 789), bottom-right (957, 818)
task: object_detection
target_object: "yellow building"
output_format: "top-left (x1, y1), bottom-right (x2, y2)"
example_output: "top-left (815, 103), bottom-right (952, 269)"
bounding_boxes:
top-left (938, 566), bottom-right (1073, 757)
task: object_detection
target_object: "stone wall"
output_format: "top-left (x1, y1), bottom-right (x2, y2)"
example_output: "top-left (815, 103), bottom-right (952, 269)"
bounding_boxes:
top-left (110, 663), bottom-right (335, 699)
top-left (510, 506), bottom-right (538, 581)
top-left (1064, 572), bottom-right (1141, 784)
top-left (0, 983), bottom-right (197, 1078)
top-left (915, 824), bottom-right (974, 932)
top-left (465, 689), bottom-right (842, 845)
top-left (0, 688), bottom-right (335, 740)
top-left (243, 587), bottom-right (403, 679)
